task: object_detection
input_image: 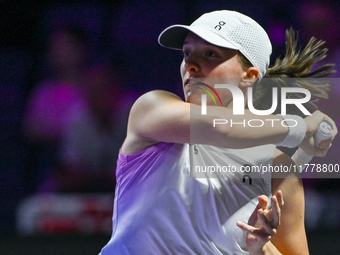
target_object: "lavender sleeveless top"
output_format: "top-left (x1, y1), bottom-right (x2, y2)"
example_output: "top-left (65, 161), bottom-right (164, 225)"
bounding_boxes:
top-left (100, 142), bottom-right (275, 254)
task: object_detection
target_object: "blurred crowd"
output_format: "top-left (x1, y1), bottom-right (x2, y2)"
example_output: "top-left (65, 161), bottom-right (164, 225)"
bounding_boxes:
top-left (0, 0), bottom-right (339, 234)
top-left (23, 27), bottom-right (129, 193)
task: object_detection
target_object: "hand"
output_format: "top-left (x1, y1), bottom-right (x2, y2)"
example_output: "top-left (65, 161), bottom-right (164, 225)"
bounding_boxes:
top-left (300, 110), bottom-right (337, 157)
top-left (237, 190), bottom-right (284, 254)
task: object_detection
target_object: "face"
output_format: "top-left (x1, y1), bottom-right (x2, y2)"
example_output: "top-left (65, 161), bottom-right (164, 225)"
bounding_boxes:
top-left (181, 32), bottom-right (246, 106)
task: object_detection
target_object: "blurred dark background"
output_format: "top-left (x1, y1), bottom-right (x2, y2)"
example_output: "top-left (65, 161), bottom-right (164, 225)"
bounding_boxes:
top-left (0, 0), bottom-right (339, 254)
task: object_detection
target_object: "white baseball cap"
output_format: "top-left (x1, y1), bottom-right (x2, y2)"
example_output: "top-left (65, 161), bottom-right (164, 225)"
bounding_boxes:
top-left (158, 10), bottom-right (272, 79)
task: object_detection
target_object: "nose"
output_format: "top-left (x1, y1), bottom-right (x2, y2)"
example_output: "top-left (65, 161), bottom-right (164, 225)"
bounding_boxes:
top-left (184, 54), bottom-right (200, 74)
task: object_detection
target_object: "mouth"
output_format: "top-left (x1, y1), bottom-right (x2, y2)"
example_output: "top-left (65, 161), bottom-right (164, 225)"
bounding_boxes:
top-left (184, 79), bottom-right (191, 101)
top-left (184, 78), bottom-right (209, 100)
top-left (186, 78), bottom-right (209, 87)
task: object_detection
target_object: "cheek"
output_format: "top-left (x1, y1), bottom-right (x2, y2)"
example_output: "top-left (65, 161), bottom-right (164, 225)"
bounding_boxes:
top-left (180, 60), bottom-right (186, 79)
top-left (213, 59), bottom-right (244, 78)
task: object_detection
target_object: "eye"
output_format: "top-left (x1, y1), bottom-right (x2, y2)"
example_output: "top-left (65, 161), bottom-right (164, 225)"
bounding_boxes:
top-left (182, 50), bottom-right (191, 57)
top-left (206, 51), bottom-right (218, 57)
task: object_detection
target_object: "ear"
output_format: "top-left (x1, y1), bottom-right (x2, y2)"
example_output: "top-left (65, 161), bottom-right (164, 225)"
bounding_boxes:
top-left (245, 67), bottom-right (260, 79)
top-left (240, 67), bottom-right (260, 88)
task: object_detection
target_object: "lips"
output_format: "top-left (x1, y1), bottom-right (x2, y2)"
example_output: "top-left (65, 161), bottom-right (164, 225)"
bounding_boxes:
top-left (183, 79), bottom-right (191, 101)
top-left (184, 78), bottom-right (205, 98)
top-left (187, 78), bottom-right (209, 87)
top-left (184, 78), bottom-right (210, 102)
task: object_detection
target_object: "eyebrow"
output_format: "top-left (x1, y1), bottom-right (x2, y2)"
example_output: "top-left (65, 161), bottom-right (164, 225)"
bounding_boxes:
top-left (182, 40), bottom-right (192, 46)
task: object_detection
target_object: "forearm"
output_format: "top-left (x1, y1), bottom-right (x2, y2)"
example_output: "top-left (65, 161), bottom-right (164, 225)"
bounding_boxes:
top-left (190, 105), bottom-right (289, 149)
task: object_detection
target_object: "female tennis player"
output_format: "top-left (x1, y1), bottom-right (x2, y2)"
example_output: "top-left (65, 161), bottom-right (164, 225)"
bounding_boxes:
top-left (100, 10), bottom-right (336, 254)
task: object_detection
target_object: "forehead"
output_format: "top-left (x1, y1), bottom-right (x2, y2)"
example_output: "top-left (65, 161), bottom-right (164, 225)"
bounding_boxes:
top-left (182, 32), bottom-right (239, 57)
top-left (183, 32), bottom-right (216, 47)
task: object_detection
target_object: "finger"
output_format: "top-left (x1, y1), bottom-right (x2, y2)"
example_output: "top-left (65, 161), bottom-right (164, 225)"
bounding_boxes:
top-left (236, 221), bottom-right (265, 237)
top-left (310, 138), bottom-right (332, 157)
top-left (318, 138), bottom-right (332, 149)
top-left (237, 221), bottom-right (271, 243)
top-left (257, 195), bottom-right (268, 210)
top-left (257, 209), bottom-right (276, 236)
top-left (236, 220), bottom-right (255, 233)
top-left (248, 195), bottom-right (268, 225)
top-left (323, 115), bottom-right (338, 137)
top-left (320, 115), bottom-right (337, 149)
top-left (275, 190), bottom-right (284, 208)
top-left (316, 143), bottom-right (333, 157)
top-left (270, 195), bottom-right (281, 228)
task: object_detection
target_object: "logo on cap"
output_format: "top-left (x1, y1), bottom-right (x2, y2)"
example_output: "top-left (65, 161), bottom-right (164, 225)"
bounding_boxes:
top-left (214, 21), bottom-right (226, 30)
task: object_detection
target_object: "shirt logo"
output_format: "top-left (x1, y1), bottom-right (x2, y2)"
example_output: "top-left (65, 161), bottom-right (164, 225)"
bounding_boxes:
top-left (242, 164), bottom-right (252, 185)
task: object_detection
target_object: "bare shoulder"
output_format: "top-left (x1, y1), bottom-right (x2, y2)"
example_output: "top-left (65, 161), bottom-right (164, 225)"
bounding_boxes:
top-left (132, 90), bottom-right (183, 108)
top-left (122, 90), bottom-right (189, 155)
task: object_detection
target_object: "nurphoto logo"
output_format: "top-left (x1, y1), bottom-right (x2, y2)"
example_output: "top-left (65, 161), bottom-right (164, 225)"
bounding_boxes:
top-left (200, 84), bottom-right (311, 116)
top-left (190, 78), bottom-right (312, 128)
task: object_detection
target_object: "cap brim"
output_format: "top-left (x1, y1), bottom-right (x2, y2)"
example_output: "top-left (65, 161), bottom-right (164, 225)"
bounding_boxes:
top-left (158, 25), bottom-right (239, 51)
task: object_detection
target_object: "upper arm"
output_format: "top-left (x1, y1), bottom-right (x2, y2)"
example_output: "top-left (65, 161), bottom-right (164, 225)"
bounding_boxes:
top-left (122, 90), bottom-right (192, 154)
top-left (271, 149), bottom-right (309, 255)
